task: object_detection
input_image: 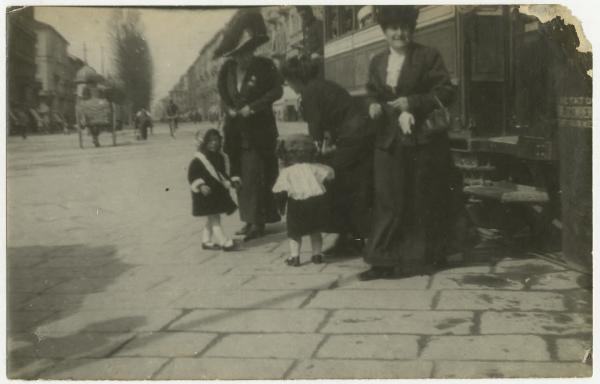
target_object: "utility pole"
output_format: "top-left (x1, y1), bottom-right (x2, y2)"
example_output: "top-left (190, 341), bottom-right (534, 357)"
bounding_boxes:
top-left (83, 42), bottom-right (88, 63)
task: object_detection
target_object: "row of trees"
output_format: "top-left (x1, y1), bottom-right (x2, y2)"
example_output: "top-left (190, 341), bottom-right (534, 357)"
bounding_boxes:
top-left (108, 9), bottom-right (153, 116)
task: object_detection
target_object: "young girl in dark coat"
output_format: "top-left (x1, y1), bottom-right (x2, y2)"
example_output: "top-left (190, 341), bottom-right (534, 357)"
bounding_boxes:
top-left (273, 134), bottom-right (335, 266)
top-left (188, 129), bottom-right (237, 251)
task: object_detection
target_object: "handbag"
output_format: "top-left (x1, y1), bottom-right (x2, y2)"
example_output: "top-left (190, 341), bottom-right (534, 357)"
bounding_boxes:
top-left (423, 95), bottom-right (451, 135)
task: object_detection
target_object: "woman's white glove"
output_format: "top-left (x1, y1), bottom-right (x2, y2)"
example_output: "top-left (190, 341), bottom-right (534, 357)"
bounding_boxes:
top-left (369, 103), bottom-right (383, 119)
top-left (398, 111), bottom-right (415, 135)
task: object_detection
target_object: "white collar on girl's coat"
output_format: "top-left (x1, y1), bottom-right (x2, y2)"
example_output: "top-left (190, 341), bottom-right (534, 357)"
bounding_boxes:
top-left (195, 151), bottom-right (230, 182)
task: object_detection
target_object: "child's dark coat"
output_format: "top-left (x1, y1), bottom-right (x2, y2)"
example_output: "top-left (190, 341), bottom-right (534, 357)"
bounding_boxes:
top-left (188, 151), bottom-right (237, 217)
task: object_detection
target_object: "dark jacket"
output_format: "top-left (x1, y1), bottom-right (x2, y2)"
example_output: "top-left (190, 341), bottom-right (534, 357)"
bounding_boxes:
top-left (366, 43), bottom-right (454, 148)
top-left (301, 79), bottom-right (373, 169)
top-left (218, 56), bottom-right (283, 176)
top-left (187, 151), bottom-right (237, 217)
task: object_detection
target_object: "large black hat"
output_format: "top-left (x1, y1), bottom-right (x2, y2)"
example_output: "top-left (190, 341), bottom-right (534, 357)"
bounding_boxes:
top-left (214, 9), bottom-right (270, 58)
top-left (376, 5), bottom-right (420, 31)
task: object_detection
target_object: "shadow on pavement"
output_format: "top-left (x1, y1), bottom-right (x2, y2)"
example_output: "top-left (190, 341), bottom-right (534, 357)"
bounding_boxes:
top-left (6, 244), bottom-right (138, 379)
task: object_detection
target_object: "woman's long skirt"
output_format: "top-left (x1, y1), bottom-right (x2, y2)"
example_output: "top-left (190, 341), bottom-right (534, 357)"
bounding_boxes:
top-left (365, 133), bottom-right (453, 269)
top-left (238, 148), bottom-right (281, 226)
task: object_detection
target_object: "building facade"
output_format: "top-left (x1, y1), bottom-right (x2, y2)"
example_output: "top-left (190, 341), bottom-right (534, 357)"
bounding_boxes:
top-left (34, 20), bottom-right (77, 131)
top-left (7, 7), bottom-right (39, 135)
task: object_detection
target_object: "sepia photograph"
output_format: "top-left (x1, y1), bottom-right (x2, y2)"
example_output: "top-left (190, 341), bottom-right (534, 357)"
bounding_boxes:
top-left (4, 1), bottom-right (595, 380)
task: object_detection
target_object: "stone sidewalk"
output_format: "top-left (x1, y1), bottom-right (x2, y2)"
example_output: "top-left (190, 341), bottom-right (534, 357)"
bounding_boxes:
top-left (6, 123), bottom-right (593, 379)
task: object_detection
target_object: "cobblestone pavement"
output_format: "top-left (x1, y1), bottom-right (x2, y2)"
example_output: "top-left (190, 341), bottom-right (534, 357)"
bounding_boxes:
top-left (6, 122), bottom-right (593, 379)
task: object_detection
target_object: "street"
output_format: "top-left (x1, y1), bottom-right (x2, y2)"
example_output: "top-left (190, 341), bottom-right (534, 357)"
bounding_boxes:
top-left (6, 122), bottom-right (593, 379)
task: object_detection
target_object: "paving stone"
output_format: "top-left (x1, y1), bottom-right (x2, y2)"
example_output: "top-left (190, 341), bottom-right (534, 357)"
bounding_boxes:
top-left (434, 361), bottom-right (592, 378)
top-left (172, 289), bottom-right (312, 309)
top-left (119, 249), bottom-right (217, 265)
top-left (494, 258), bottom-right (566, 274)
top-left (169, 309), bottom-right (327, 333)
top-left (39, 357), bottom-right (168, 380)
top-left (556, 338), bottom-right (593, 361)
top-left (36, 254), bottom-right (116, 268)
top-left (8, 332), bottom-right (133, 359)
top-left (116, 332), bottom-right (218, 357)
top-left (18, 294), bottom-right (88, 311)
top-left (7, 277), bottom-right (67, 294)
top-left (527, 271), bottom-right (590, 290)
top-left (480, 312), bottom-right (592, 335)
top-left (7, 294), bottom-right (40, 310)
top-left (228, 260), bottom-right (327, 275)
top-left (45, 277), bottom-right (120, 294)
top-left (322, 310), bottom-right (473, 335)
top-left (155, 357), bottom-right (293, 379)
top-left (7, 311), bottom-right (57, 333)
top-left (34, 309), bottom-right (182, 336)
top-left (436, 290), bottom-right (566, 311)
top-left (7, 357), bottom-right (58, 379)
top-left (422, 335), bottom-right (550, 361)
top-left (48, 272), bottom-right (173, 294)
top-left (14, 264), bottom-right (135, 279)
top-left (317, 335), bottom-right (419, 360)
top-left (242, 274), bottom-right (339, 290)
top-left (7, 254), bottom-right (48, 268)
top-left (206, 333), bottom-right (324, 358)
top-left (164, 274), bottom-right (249, 291)
top-left (336, 274), bottom-right (430, 290)
top-left (307, 290), bottom-right (435, 310)
top-left (319, 260), bottom-right (370, 277)
top-left (289, 359), bottom-right (434, 379)
top-left (20, 290), bottom-right (187, 311)
top-left (563, 287), bottom-right (593, 312)
top-left (434, 265), bottom-right (493, 274)
top-left (430, 274), bottom-right (524, 290)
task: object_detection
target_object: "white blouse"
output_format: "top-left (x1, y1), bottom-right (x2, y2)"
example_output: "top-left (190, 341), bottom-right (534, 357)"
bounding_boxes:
top-left (272, 163), bottom-right (335, 200)
top-left (386, 49), bottom-right (406, 88)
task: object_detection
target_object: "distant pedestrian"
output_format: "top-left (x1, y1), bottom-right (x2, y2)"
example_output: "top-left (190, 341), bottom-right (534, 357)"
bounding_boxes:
top-left (187, 129), bottom-right (237, 251)
top-left (273, 134), bottom-right (335, 266)
top-left (166, 99), bottom-right (179, 138)
top-left (135, 108), bottom-right (152, 140)
top-left (77, 86), bottom-right (112, 147)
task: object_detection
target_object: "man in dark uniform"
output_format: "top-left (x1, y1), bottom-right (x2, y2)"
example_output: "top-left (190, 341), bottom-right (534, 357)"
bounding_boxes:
top-left (215, 10), bottom-right (283, 241)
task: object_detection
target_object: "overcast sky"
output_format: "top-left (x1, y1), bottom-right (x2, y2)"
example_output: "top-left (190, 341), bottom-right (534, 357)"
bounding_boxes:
top-left (34, 6), bottom-right (235, 103)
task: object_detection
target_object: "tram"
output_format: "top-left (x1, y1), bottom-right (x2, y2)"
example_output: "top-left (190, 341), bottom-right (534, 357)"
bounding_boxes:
top-left (321, 5), bottom-right (592, 271)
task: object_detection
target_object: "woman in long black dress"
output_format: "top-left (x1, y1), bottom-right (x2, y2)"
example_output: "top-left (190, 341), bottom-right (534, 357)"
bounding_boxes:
top-left (281, 58), bottom-right (374, 253)
top-left (215, 10), bottom-right (283, 241)
top-left (362, 6), bottom-right (456, 280)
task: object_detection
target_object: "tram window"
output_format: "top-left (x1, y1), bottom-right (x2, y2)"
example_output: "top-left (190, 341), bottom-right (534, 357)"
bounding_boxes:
top-left (339, 6), bottom-right (356, 35)
top-left (325, 6), bottom-right (358, 41)
top-left (325, 7), bottom-right (339, 40)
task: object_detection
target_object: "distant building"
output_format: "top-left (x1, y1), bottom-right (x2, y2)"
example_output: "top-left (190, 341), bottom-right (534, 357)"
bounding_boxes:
top-left (7, 7), bottom-right (39, 135)
top-left (34, 20), bottom-right (75, 131)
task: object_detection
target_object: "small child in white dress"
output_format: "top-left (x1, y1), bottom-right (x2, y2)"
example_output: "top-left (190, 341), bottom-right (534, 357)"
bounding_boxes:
top-left (273, 134), bottom-right (335, 266)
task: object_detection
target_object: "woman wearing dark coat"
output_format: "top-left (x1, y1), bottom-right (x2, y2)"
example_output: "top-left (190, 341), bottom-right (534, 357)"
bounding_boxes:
top-left (361, 6), bottom-right (456, 280)
top-left (215, 10), bottom-right (284, 241)
top-left (281, 58), bottom-right (374, 254)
